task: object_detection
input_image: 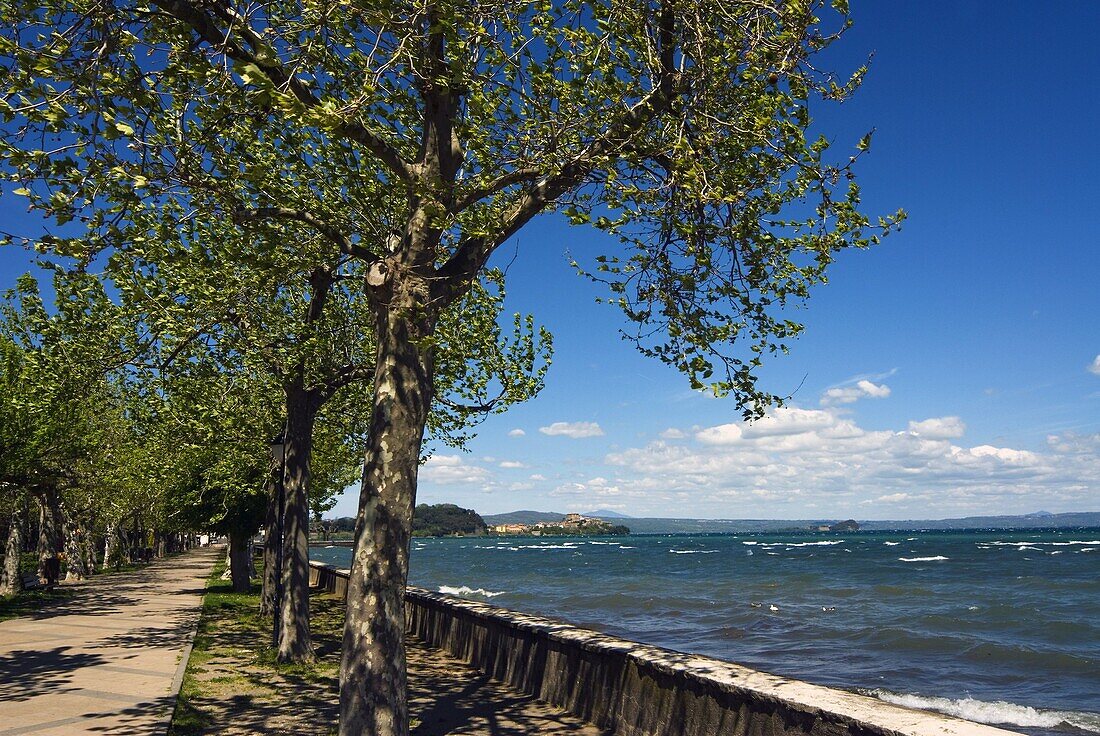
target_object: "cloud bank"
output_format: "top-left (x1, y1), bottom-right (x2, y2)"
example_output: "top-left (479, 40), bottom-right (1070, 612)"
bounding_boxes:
top-left (539, 421), bottom-right (605, 439)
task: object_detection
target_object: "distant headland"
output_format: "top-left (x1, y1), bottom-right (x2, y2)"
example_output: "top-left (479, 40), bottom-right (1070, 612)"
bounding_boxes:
top-left (314, 508), bottom-right (1100, 539)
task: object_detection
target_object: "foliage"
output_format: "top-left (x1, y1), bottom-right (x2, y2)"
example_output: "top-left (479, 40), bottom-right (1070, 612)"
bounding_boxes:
top-left (0, 0), bottom-right (895, 419)
top-left (528, 523), bottom-right (630, 537)
top-left (411, 504), bottom-right (487, 537)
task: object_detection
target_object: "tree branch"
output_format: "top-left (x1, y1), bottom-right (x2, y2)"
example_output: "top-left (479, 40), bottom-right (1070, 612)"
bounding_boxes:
top-left (232, 206), bottom-right (378, 263)
top-left (149, 0), bottom-right (413, 181)
top-left (451, 168), bottom-right (543, 213)
top-left (433, 2), bottom-right (678, 305)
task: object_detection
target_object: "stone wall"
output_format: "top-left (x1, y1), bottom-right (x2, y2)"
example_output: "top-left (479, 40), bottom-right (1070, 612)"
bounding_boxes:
top-left (308, 561), bottom-right (1018, 736)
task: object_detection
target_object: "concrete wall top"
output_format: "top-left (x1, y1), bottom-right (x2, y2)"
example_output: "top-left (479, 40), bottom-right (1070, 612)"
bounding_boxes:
top-left (308, 561), bottom-right (1020, 736)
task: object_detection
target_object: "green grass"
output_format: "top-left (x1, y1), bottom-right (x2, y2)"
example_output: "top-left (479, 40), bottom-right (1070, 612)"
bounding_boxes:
top-left (0, 587), bottom-right (75, 622)
top-left (170, 558), bottom-right (346, 734)
top-left (170, 559), bottom-right (235, 736)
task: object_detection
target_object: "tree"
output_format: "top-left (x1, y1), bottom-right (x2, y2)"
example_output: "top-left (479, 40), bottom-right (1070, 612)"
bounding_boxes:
top-left (0, 273), bottom-right (137, 584)
top-left (1, 2), bottom-right (901, 733)
top-left (112, 208), bottom-right (546, 660)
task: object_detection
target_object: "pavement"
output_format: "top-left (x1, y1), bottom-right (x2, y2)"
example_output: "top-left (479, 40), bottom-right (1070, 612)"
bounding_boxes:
top-left (0, 547), bottom-right (219, 736)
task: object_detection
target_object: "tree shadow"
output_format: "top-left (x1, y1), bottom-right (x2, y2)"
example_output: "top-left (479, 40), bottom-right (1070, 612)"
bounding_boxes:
top-left (0, 646), bottom-right (107, 702)
top-left (407, 638), bottom-right (609, 736)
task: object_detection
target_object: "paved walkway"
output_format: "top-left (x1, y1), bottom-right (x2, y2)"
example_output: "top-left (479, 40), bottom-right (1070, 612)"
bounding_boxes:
top-left (0, 547), bottom-right (219, 735)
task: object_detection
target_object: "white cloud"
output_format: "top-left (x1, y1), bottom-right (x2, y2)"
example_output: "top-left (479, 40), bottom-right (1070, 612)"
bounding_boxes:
top-left (499, 460), bottom-right (527, 469)
top-left (419, 455), bottom-right (490, 485)
top-left (1089, 355), bottom-right (1100, 375)
top-left (602, 407), bottom-right (1100, 516)
top-left (908, 416), bottom-right (966, 439)
top-left (539, 421), bottom-right (605, 439)
top-left (529, 474), bottom-right (547, 481)
top-left (821, 379), bottom-right (892, 405)
top-left (508, 428), bottom-right (526, 437)
top-left (659, 428), bottom-right (686, 439)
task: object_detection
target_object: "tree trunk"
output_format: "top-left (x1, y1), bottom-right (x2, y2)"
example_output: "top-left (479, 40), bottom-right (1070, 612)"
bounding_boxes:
top-left (278, 384), bottom-right (318, 663)
top-left (221, 544), bottom-right (233, 580)
top-left (260, 472), bottom-right (279, 617)
top-left (339, 296), bottom-right (435, 736)
top-left (227, 530), bottom-right (251, 593)
top-left (120, 524), bottom-right (132, 565)
top-left (36, 487), bottom-right (62, 587)
top-left (83, 518), bottom-right (98, 574)
top-left (1, 502), bottom-right (25, 596)
top-left (102, 521), bottom-right (124, 570)
top-left (63, 518), bottom-right (87, 581)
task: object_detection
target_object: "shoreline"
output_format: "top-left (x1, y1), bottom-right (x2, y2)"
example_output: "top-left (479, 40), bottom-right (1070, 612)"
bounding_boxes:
top-left (311, 560), bottom-right (1025, 736)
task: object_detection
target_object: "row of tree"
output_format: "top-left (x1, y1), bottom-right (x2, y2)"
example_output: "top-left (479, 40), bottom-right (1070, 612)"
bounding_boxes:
top-left (0, 1), bottom-right (899, 733)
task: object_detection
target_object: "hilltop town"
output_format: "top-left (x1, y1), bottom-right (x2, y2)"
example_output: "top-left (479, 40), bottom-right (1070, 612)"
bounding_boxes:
top-left (491, 513), bottom-right (630, 537)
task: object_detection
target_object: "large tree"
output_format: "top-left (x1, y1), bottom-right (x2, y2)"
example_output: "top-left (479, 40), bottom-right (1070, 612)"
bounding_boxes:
top-left (1, 1), bottom-right (901, 733)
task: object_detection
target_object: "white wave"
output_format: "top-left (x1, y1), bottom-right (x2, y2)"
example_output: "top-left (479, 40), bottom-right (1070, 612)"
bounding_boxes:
top-left (746, 550), bottom-right (754, 556)
top-left (987, 540), bottom-right (1100, 547)
top-left (785, 540), bottom-right (846, 547)
top-left (898, 556), bottom-right (949, 562)
top-left (869, 689), bottom-right (1100, 732)
top-left (439, 585), bottom-right (505, 598)
top-left (1051, 551), bottom-right (1063, 555)
top-left (1017, 546), bottom-right (1043, 552)
top-left (670, 549), bottom-right (718, 554)
top-left (742, 541), bottom-right (758, 545)
top-left (619, 546), bottom-right (636, 549)
top-left (1082, 547), bottom-right (1097, 553)
top-left (489, 543), bottom-right (580, 550)
top-left (883, 541), bottom-right (900, 546)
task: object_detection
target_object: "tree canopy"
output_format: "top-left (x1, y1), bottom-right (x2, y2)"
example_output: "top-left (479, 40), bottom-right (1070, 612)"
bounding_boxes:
top-left (1, 1), bottom-right (900, 733)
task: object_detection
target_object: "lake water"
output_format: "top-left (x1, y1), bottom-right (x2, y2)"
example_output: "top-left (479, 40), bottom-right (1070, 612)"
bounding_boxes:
top-left (312, 528), bottom-right (1100, 736)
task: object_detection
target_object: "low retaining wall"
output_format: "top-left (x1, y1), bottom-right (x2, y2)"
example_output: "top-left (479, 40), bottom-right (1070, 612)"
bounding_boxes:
top-left (309, 561), bottom-right (1017, 736)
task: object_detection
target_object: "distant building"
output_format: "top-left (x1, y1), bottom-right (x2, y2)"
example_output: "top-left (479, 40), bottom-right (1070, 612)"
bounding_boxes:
top-left (563, 513), bottom-right (587, 526)
top-left (493, 524), bottom-right (530, 534)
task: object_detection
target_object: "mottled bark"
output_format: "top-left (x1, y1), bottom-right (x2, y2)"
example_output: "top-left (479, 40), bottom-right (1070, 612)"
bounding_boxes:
top-left (102, 521), bottom-right (123, 570)
top-left (340, 284), bottom-right (435, 736)
top-left (221, 543), bottom-right (233, 580)
top-left (63, 519), bottom-right (87, 581)
top-left (260, 472), bottom-right (279, 617)
top-left (1, 503), bottom-right (25, 596)
top-left (278, 384), bottom-right (317, 663)
top-left (36, 488), bottom-right (62, 587)
top-left (83, 520), bottom-right (98, 574)
top-left (228, 530), bottom-right (251, 593)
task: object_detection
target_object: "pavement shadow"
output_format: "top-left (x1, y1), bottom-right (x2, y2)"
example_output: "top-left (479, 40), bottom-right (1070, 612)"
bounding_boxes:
top-left (96, 616), bottom-right (199, 650)
top-left (0, 646), bottom-right (107, 702)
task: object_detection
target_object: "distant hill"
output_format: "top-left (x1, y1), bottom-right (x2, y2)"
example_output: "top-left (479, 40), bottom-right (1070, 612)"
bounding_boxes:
top-left (412, 503), bottom-right (487, 537)
top-left (859, 511), bottom-right (1100, 531)
top-left (480, 510), bottom-right (1100, 535)
top-left (583, 509), bottom-right (632, 519)
top-left (482, 510), bottom-right (565, 526)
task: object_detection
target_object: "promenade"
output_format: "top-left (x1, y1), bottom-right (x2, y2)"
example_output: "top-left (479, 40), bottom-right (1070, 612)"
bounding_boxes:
top-left (0, 547), bottom-right (219, 735)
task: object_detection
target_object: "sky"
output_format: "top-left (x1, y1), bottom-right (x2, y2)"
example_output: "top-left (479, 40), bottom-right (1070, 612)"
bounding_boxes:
top-left (3, 3), bottom-right (1098, 520)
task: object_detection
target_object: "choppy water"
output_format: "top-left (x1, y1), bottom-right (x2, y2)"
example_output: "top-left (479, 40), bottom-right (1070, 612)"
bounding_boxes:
top-left (312, 529), bottom-right (1100, 736)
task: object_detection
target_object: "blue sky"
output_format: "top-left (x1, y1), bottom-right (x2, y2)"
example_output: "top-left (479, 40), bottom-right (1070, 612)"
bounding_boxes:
top-left (3, 3), bottom-right (1098, 520)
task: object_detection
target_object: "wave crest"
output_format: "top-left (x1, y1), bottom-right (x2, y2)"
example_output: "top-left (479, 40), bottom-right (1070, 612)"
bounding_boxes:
top-left (869, 689), bottom-right (1100, 732)
top-left (439, 585), bottom-right (505, 598)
